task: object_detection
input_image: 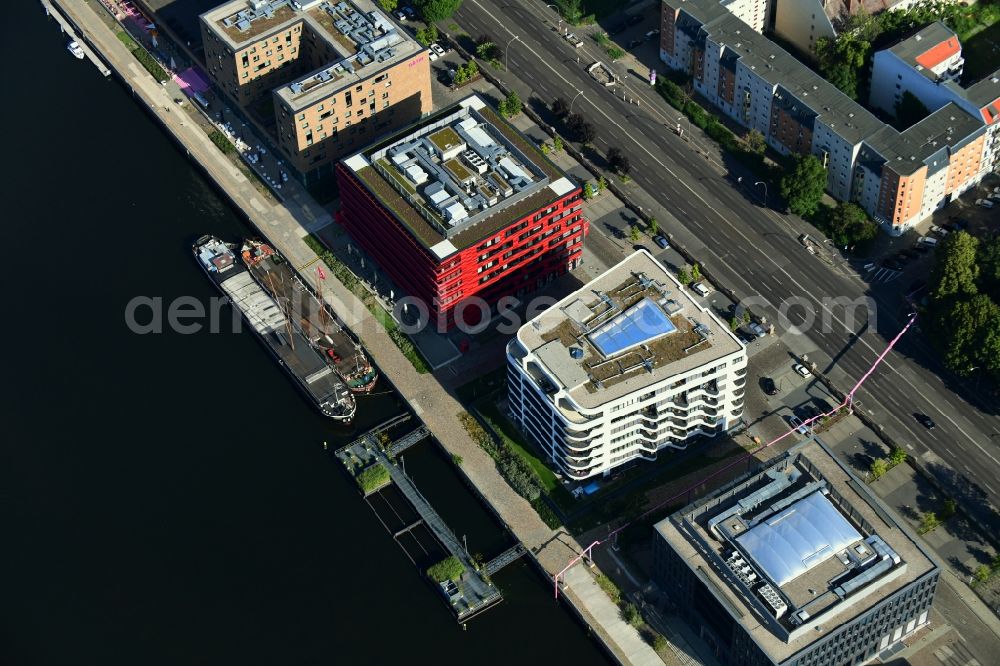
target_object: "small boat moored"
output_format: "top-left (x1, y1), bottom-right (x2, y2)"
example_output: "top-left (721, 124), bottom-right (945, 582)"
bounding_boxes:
top-left (67, 40), bottom-right (85, 59)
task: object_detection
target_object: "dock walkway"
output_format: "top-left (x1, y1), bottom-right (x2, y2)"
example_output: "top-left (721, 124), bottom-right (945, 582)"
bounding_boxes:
top-left (40, 0), bottom-right (111, 76)
top-left (57, 0), bottom-right (663, 659)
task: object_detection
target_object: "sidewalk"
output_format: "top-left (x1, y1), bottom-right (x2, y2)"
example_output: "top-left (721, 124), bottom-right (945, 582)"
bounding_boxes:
top-left (62, 0), bottom-right (662, 662)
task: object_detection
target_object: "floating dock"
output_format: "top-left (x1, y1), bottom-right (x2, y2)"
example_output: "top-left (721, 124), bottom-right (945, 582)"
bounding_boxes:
top-left (40, 0), bottom-right (111, 77)
top-left (335, 418), bottom-right (503, 622)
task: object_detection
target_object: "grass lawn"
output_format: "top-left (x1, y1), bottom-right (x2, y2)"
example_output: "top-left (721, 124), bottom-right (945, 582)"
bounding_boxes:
top-left (961, 20), bottom-right (1000, 82)
top-left (477, 401), bottom-right (559, 493)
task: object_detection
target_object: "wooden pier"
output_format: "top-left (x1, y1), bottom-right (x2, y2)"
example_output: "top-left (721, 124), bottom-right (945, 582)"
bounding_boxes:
top-left (40, 0), bottom-right (112, 77)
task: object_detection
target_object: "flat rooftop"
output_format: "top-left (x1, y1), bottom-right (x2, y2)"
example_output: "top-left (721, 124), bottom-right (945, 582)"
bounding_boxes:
top-left (342, 95), bottom-right (573, 259)
top-left (201, 0), bottom-right (421, 107)
top-left (274, 0), bottom-right (422, 110)
top-left (514, 250), bottom-right (743, 410)
top-left (656, 438), bottom-right (937, 663)
top-left (889, 22), bottom-right (960, 73)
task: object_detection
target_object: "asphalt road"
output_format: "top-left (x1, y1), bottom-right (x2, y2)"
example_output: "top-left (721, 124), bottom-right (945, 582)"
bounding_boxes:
top-left (452, 0), bottom-right (1000, 530)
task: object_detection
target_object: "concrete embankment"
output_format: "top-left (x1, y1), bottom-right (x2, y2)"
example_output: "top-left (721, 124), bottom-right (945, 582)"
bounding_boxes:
top-left (48, 1), bottom-right (663, 662)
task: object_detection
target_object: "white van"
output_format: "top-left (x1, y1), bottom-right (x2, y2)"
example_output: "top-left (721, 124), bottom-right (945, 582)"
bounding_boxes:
top-left (918, 236), bottom-right (938, 247)
top-left (192, 92), bottom-right (211, 109)
top-left (691, 281), bottom-right (712, 297)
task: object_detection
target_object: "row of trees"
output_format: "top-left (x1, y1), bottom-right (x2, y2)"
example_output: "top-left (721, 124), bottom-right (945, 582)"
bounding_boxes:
top-left (925, 231), bottom-right (1000, 381)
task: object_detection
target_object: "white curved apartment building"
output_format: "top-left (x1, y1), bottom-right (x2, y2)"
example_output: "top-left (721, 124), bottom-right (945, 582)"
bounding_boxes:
top-left (506, 251), bottom-right (747, 481)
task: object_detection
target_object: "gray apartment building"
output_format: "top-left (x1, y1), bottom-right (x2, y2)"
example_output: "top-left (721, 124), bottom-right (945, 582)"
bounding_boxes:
top-left (659, 0), bottom-right (999, 235)
top-left (653, 438), bottom-right (939, 666)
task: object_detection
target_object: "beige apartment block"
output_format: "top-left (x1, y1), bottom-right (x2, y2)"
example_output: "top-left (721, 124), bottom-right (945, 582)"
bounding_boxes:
top-left (200, 0), bottom-right (431, 178)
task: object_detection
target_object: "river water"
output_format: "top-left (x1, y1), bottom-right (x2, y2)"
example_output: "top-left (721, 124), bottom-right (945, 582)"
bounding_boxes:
top-left (0, 4), bottom-right (609, 664)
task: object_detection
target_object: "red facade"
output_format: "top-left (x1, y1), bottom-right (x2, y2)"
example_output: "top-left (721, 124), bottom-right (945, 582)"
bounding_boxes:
top-left (337, 163), bottom-right (589, 329)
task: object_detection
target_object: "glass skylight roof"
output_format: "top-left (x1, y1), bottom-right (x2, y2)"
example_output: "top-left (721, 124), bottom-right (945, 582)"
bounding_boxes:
top-left (735, 491), bottom-right (862, 587)
top-left (588, 297), bottom-right (677, 357)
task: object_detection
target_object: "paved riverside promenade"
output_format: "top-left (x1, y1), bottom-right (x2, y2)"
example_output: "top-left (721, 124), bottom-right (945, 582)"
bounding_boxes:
top-left (58, 1), bottom-right (663, 663)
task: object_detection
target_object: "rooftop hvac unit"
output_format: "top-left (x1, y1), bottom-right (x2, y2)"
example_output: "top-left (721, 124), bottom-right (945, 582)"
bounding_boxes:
top-left (569, 347), bottom-right (584, 360)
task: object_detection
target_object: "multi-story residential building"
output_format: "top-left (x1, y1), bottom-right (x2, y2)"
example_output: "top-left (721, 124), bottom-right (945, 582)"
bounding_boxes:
top-left (200, 0), bottom-right (431, 181)
top-left (506, 250), bottom-right (746, 480)
top-left (337, 95), bottom-right (588, 330)
top-left (659, 0), bottom-right (999, 234)
top-left (870, 22), bottom-right (1000, 181)
top-left (654, 437), bottom-right (939, 666)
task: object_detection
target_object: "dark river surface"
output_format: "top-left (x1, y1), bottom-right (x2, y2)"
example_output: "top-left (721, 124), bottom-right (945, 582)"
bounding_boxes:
top-left (0, 4), bottom-right (610, 664)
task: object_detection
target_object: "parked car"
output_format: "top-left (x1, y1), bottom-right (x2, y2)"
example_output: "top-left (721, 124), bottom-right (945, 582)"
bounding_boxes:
top-left (737, 331), bottom-right (754, 344)
top-left (976, 198), bottom-right (995, 209)
top-left (430, 43), bottom-right (446, 57)
top-left (628, 39), bottom-right (642, 49)
top-left (916, 413), bottom-right (936, 429)
top-left (788, 415), bottom-right (809, 435)
top-left (748, 322), bottom-right (766, 337)
top-left (793, 363), bottom-right (812, 378)
top-left (930, 224), bottom-right (948, 236)
top-left (653, 235), bottom-right (670, 249)
top-left (691, 281), bottom-right (712, 297)
top-left (402, 5), bottom-right (416, 17)
top-left (645, 29), bottom-right (660, 40)
top-left (394, 9), bottom-right (407, 20)
top-left (762, 377), bottom-right (778, 395)
top-left (627, 13), bottom-right (644, 25)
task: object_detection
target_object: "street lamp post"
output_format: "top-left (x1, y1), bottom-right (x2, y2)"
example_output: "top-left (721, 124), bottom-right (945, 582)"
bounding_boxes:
top-left (754, 180), bottom-right (767, 204)
top-left (545, 4), bottom-right (563, 34)
top-left (570, 89), bottom-right (585, 113)
top-left (505, 35), bottom-right (520, 72)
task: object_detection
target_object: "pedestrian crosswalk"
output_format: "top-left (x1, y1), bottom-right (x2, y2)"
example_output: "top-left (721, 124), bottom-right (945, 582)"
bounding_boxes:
top-left (865, 265), bottom-right (903, 284)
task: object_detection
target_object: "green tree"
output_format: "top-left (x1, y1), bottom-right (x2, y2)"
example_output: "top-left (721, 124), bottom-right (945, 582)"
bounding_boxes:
top-left (647, 217), bottom-right (659, 236)
top-left (677, 267), bottom-right (691, 285)
top-left (941, 498), bottom-right (957, 519)
top-left (869, 458), bottom-right (888, 481)
top-left (426, 556), bottom-right (465, 582)
top-left (475, 38), bottom-right (496, 59)
top-left (552, 136), bottom-right (563, 152)
top-left (414, 0), bottom-right (463, 22)
top-left (941, 294), bottom-right (1000, 376)
top-left (918, 511), bottom-right (941, 535)
top-left (744, 128), bottom-right (766, 155)
top-left (376, 0), bottom-right (398, 11)
top-left (729, 317), bottom-right (740, 331)
top-left (781, 154), bottom-right (827, 218)
top-left (888, 446), bottom-right (907, 467)
top-left (629, 225), bottom-right (641, 243)
top-left (607, 46), bottom-right (626, 61)
top-left (597, 175), bottom-right (607, 192)
top-left (552, 97), bottom-right (570, 118)
top-left (498, 90), bottom-right (522, 118)
top-left (691, 263), bottom-right (701, 282)
top-left (974, 564), bottom-right (992, 583)
top-left (977, 235), bottom-right (1000, 301)
top-left (652, 634), bottom-right (668, 652)
top-left (931, 232), bottom-right (980, 301)
top-left (894, 91), bottom-right (930, 128)
top-left (826, 202), bottom-right (878, 247)
top-left (583, 182), bottom-right (596, 199)
top-left (814, 35), bottom-right (869, 99)
top-left (415, 24), bottom-right (438, 46)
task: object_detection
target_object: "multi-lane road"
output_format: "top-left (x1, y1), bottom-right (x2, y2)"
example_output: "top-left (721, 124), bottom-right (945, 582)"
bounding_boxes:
top-left (451, 0), bottom-right (1000, 529)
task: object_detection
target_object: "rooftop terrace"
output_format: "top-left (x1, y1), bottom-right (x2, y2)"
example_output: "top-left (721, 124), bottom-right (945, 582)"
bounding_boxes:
top-left (342, 96), bottom-right (574, 258)
top-left (514, 251), bottom-right (743, 409)
top-left (656, 438), bottom-right (937, 663)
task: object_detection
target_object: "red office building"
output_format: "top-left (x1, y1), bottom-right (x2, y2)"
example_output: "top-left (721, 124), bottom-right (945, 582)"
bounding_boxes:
top-left (337, 95), bottom-right (588, 329)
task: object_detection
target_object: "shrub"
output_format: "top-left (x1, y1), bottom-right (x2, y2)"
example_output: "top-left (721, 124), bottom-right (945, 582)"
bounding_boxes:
top-left (974, 564), bottom-right (992, 583)
top-left (116, 30), bottom-right (138, 51)
top-left (498, 451), bottom-right (541, 500)
top-left (357, 463), bottom-right (390, 494)
top-left (552, 136), bottom-right (563, 152)
top-left (888, 446), bottom-right (907, 467)
top-left (458, 411), bottom-right (499, 458)
top-left (621, 603), bottom-right (642, 627)
top-left (917, 511), bottom-right (941, 535)
top-left (583, 182), bottom-right (596, 199)
top-left (451, 453), bottom-right (463, 466)
top-left (607, 46), bottom-right (626, 61)
top-left (498, 90), bottom-right (522, 118)
top-left (414, 0), bottom-right (463, 22)
top-left (869, 458), bottom-right (888, 481)
top-left (941, 498), bottom-right (957, 519)
top-left (427, 555), bottom-right (465, 582)
top-left (132, 48), bottom-right (168, 82)
top-left (532, 497), bottom-right (561, 528)
top-left (595, 573), bottom-right (622, 604)
top-left (651, 634), bottom-right (668, 651)
top-left (209, 130), bottom-right (236, 155)
top-left (594, 32), bottom-right (609, 46)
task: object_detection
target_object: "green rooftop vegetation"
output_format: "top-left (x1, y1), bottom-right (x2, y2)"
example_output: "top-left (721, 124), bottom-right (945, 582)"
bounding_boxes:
top-left (429, 126), bottom-right (463, 152)
top-left (444, 158), bottom-right (473, 182)
top-left (378, 158), bottom-right (417, 194)
top-left (356, 463), bottom-right (391, 495)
